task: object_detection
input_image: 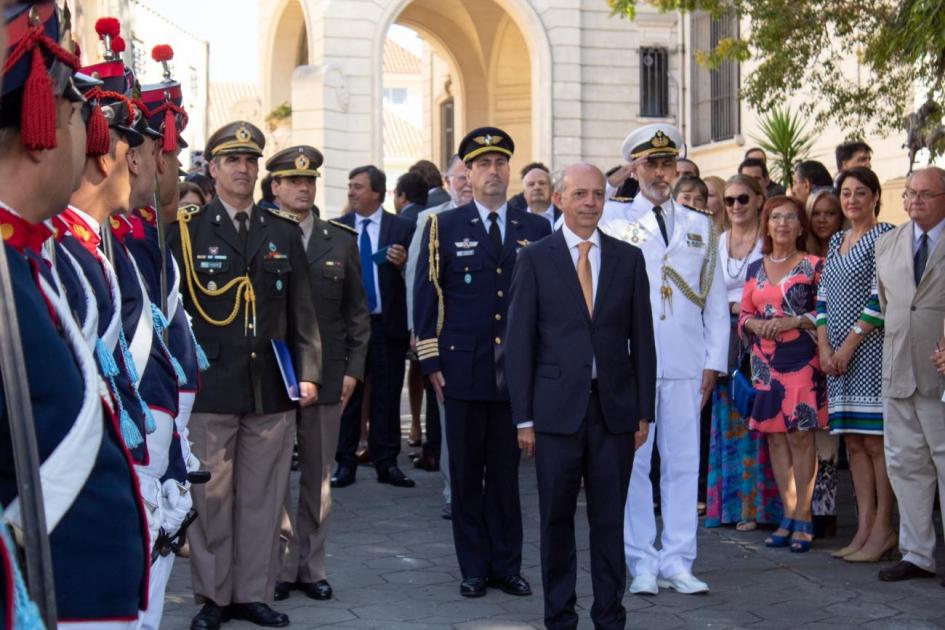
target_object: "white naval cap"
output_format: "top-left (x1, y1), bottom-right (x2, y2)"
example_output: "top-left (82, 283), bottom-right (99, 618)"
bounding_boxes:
top-left (621, 123), bottom-right (685, 162)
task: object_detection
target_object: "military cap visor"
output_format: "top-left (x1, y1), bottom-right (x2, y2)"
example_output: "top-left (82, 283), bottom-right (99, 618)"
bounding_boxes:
top-left (622, 125), bottom-right (684, 161)
top-left (266, 145), bottom-right (323, 178)
top-left (206, 121), bottom-right (265, 159)
top-left (459, 127), bottom-right (515, 163)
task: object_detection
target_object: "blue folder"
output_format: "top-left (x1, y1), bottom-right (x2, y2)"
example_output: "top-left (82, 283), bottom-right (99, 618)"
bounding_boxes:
top-left (271, 339), bottom-right (300, 401)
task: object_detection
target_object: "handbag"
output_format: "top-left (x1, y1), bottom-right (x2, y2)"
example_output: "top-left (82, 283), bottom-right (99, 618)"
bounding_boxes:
top-left (729, 349), bottom-right (756, 418)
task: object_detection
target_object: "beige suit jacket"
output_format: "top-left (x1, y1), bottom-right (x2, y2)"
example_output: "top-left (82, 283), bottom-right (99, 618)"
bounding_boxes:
top-left (876, 221), bottom-right (945, 398)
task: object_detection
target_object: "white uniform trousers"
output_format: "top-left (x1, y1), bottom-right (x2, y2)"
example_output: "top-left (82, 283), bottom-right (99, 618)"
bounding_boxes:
top-left (134, 555), bottom-right (174, 630)
top-left (884, 393), bottom-right (945, 572)
top-left (624, 378), bottom-right (701, 578)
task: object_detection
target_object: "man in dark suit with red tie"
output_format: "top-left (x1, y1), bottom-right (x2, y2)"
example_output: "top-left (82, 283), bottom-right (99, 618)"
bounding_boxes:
top-left (507, 163), bottom-right (657, 630)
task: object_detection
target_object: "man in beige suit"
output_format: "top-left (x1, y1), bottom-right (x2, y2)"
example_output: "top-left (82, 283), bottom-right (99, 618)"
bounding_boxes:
top-left (875, 167), bottom-right (945, 584)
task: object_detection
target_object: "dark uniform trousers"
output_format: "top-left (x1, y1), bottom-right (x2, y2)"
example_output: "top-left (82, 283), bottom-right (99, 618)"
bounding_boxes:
top-left (168, 199), bottom-right (321, 606)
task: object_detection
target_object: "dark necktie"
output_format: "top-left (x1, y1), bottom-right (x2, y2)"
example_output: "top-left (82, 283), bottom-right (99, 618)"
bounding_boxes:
top-left (360, 218), bottom-right (378, 312)
top-left (488, 211), bottom-right (502, 251)
top-left (652, 205), bottom-right (669, 245)
top-left (235, 211), bottom-right (249, 253)
top-left (915, 232), bottom-right (929, 286)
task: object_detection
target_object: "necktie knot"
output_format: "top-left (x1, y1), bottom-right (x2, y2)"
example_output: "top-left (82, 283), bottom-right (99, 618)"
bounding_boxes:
top-left (361, 218), bottom-right (371, 228)
top-left (652, 205), bottom-right (663, 216)
top-left (235, 211), bottom-right (249, 225)
top-left (487, 211), bottom-right (502, 250)
top-left (577, 241), bottom-right (592, 257)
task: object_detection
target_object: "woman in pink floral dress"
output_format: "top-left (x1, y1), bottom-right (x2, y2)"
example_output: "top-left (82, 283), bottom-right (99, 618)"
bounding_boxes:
top-left (739, 196), bottom-right (828, 553)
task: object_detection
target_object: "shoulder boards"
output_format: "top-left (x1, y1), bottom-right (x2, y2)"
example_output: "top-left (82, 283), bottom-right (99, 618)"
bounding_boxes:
top-left (328, 219), bottom-right (358, 235)
top-left (265, 206), bottom-right (301, 223)
top-left (682, 204), bottom-right (714, 217)
top-left (609, 195), bottom-right (634, 203)
top-left (177, 203), bottom-right (201, 221)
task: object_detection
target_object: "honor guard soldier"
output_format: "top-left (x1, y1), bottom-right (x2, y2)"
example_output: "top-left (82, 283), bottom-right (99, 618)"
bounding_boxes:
top-left (0, 2), bottom-right (149, 625)
top-left (167, 121), bottom-right (322, 630)
top-left (413, 127), bottom-right (550, 598)
top-left (266, 146), bottom-right (371, 603)
top-left (598, 124), bottom-right (728, 596)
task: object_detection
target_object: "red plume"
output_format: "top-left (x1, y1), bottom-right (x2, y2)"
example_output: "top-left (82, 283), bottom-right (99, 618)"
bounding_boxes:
top-left (111, 36), bottom-right (126, 54)
top-left (151, 45), bottom-right (173, 63)
top-left (94, 17), bottom-right (120, 39)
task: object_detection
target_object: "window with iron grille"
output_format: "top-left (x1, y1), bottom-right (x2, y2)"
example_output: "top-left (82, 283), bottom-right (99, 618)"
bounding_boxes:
top-left (690, 14), bottom-right (740, 145)
top-left (640, 47), bottom-right (669, 118)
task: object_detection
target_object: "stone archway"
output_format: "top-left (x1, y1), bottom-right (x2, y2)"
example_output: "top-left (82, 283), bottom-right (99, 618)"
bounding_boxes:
top-left (375, 0), bottom-right (553, 180)
top-left (265, 0), bottom-right (309, 141)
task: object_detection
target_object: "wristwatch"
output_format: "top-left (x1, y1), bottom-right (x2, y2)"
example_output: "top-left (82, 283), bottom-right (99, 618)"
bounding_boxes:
top-left (852, 324), bottom-right (865, 336)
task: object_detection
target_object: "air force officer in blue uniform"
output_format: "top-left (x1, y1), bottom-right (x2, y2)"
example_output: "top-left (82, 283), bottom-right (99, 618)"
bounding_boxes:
top-left (507, 163), bottom-right (656, 629)
top-left (413, 127), bottom-right (550, 598)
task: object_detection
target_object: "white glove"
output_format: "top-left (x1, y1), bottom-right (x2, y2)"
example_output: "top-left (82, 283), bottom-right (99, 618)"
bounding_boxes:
top-left (137, 473), bottom-right (163, 550)
top-left (160, 478), bottom-right (192, 537)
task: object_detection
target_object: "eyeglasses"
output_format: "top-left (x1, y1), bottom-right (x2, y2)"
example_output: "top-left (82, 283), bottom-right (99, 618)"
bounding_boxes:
top-left (902, 190), bottom-right (945, 202)
top-left (769, 213), bottom-right (800, 224)
top-left (724, 194), bottom-right (751, 206)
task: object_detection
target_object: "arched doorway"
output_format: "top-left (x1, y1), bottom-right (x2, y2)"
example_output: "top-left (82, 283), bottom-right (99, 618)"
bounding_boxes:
top-left (378, 0), bottom-right (552, 190)
top-left (266, 0), bottom-right (309, 151)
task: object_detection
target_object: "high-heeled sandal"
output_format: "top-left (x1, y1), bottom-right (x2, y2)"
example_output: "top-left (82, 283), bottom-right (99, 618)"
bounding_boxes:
top-left (765, 518), bottom-right (795, 548)
top-left (790, 520), bottom-right (814, 553)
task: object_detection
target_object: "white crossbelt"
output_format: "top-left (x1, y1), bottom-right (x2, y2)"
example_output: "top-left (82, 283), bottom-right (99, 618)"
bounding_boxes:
top-left (125, 247), bottom-right (155, 381)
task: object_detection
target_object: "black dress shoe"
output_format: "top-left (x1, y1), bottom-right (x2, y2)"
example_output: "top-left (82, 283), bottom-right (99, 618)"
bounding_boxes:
top-left (488, 574), bottom-right (532, 596)
top-left (460, 577), bottom-right (487, 597)
top-left (229, 602), bottom-right (289, 627)
top-left (377, 465), bottom-right (416, 487)
top-left (413, 455), bottom-right (439, 471)
top-left (878, 560), bottom-right (936, 582)
top-left (330, 465), bottom-right (356, 488)
top-left (298, 579), bottom-right (332, 600)
top-left (273, 580), bottom-right (292, 601)
top-left (191, 602), bottom-right (230, 630)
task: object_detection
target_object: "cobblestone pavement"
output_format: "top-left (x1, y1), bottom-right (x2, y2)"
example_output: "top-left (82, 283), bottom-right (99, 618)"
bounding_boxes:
top-left (163, 414), bottom-right (945, 629)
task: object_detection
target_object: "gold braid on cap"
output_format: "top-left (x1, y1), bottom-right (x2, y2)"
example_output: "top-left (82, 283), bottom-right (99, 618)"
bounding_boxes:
top-left (177, 207), bottom-right (257, 335)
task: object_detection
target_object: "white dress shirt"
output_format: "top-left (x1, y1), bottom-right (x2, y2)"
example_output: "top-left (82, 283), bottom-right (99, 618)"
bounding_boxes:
top-left (474, 199), bottom-right (507, 243)
top-left (355, 206), bottom-right (384, 315)
top-left (913, 216), bottom-right (945, 256)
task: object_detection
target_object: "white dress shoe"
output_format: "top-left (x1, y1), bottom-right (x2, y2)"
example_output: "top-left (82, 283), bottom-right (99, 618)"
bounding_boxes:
top-left (657, 572), bottom-right (709, 594)
top-left (628, 573), bottom-right (659, 595)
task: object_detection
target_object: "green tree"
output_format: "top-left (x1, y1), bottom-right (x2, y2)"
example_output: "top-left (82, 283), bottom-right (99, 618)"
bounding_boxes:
top-left (607, 0), bottom-right (944, 158)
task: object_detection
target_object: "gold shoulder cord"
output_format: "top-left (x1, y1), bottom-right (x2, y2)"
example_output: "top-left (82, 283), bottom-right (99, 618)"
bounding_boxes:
top-left (428, 213), bottom-right (445, 335)
top-left (178, 208), bottom-right (257, 335)
top-left (660, 224), bottom-right (718, 318)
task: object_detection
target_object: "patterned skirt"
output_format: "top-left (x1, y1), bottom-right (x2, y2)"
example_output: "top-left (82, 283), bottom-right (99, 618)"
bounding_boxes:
top-left (705, 381), bottom-right (783, 527)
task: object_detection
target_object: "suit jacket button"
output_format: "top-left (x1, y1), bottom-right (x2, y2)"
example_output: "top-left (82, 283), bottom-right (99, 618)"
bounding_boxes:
top-left (494, 313), bottom-right (501, 321)
top-left (450, 345), bottom-right (455, 351)
top-left (496, 268), bottom-right (503, 275)
top-left (495, 337), bottom-right (502, 345)
top-left (497, 290), bottom-right (504, 297)
top-left (911, 305), bottom-right (917, 311)
top-left (250, 352), bottom-right (257, 359)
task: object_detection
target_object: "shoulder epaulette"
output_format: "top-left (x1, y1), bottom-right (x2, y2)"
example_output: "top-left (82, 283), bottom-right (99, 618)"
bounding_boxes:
top-left (176, 203), bottom-right (201, 221)
top-left (681, 203), bottom-right (713, 217)
top-left (609, 195), bottom-right (634, 203)
top-left (265, 206), bottom-right (301, 223)
top-left (328, 219), bottom-right (358, 236)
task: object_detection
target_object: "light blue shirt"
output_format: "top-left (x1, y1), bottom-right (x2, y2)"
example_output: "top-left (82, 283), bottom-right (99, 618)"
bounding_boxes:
top-left (474, 199), bottom-right (507, 243)
top-left (913, 216), bottom-right (945, 256)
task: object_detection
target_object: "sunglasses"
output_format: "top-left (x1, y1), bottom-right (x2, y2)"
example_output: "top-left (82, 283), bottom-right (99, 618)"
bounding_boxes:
top-left (724, 194), bottom-right (751, 207)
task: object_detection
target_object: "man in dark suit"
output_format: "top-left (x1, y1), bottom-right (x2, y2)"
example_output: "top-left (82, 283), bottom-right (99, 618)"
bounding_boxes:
top-left (332, 165), bottom-right (416, 488)
top-left (521, 162), bottom-right (561, 229)
top-left (394, 170), bottom-right (429, 224)
top-left (264, 146), bottom-right (371, 602)
top-left (167, 121), bottom-right (322, 630)
top-left (507, 163), bottom-right (657, 630)
top-left (414, 127), bottom-right (551, 598)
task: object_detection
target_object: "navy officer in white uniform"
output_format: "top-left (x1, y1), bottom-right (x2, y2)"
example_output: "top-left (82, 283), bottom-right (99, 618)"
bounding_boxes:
top-left (599, 124), bottom-right (728, 596)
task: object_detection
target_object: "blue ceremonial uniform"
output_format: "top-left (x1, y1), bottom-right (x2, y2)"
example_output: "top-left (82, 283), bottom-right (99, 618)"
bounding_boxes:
top-left (413, 201), bottom-right (550, 580)
top-left (0, 221), bottom-right (148, 622)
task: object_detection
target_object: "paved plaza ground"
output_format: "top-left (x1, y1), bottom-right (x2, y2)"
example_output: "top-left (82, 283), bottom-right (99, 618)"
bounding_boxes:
top-left (163, 416), bottom-right (945, 629)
